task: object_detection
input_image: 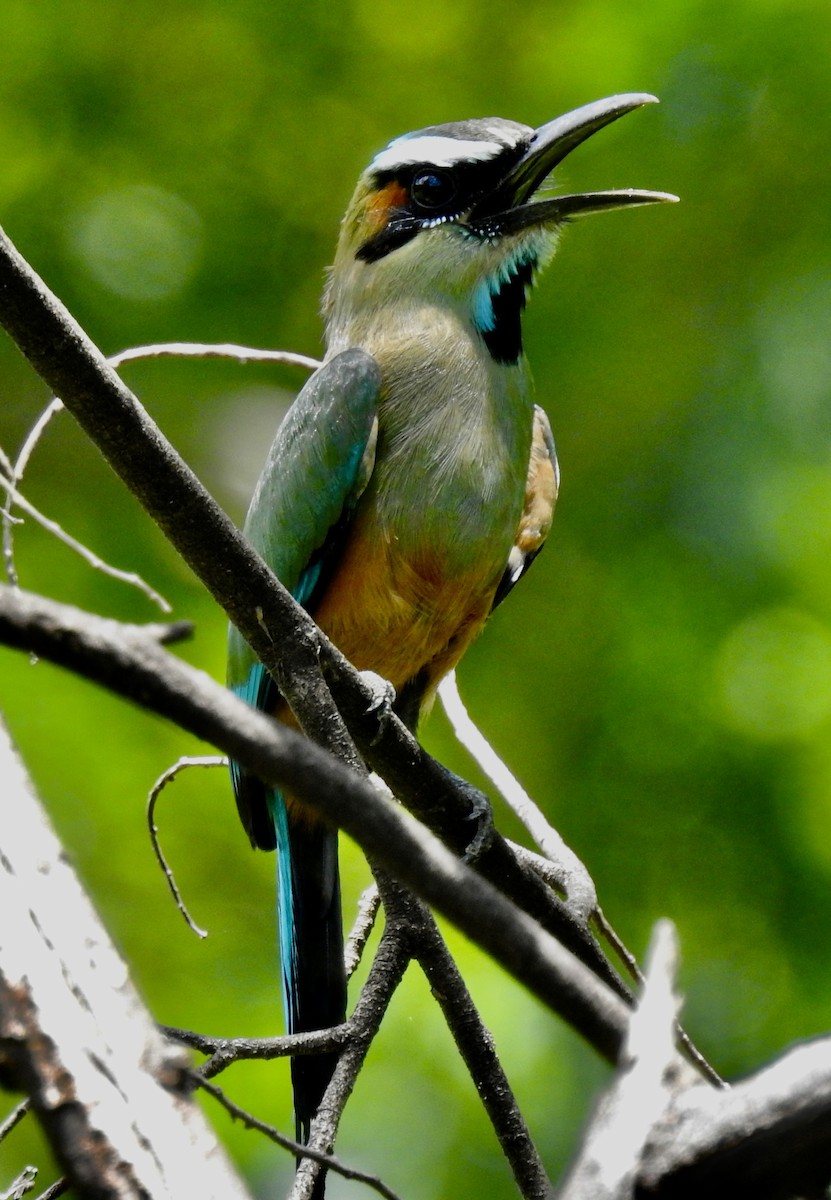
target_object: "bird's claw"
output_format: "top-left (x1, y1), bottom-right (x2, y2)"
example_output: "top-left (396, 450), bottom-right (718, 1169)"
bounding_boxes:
top-left (463, 791), bottom-right (495, 863)
top-left (359, 670), bottom-right (396, 745)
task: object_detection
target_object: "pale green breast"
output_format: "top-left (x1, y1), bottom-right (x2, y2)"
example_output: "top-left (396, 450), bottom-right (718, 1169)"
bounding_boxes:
top-left (366, 317), bottom-right (534, 585)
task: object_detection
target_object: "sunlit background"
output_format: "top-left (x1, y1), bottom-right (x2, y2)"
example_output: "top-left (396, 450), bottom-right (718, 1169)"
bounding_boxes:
top-left (2, 1), bottom-right (831, 1195)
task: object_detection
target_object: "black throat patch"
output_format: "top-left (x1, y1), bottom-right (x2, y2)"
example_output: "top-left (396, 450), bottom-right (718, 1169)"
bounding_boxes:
top-left (480, 256), bottom-right (536, 365)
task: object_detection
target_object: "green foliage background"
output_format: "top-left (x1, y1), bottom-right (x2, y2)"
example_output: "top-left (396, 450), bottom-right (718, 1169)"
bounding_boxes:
top-left (2, 1), bottom-right (831, 1195)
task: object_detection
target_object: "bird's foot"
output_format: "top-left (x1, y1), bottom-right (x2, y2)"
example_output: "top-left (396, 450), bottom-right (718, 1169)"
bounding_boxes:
top-left (462, 789), bottom-right (495, 862)
top-left (359, 670), bottom-right (396, 745)
top-left (431, 761), bottom-right (496, 861)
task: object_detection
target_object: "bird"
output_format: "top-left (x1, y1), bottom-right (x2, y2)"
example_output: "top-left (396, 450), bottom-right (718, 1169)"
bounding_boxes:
top-left (227, 92), bottom-right (675, 1176)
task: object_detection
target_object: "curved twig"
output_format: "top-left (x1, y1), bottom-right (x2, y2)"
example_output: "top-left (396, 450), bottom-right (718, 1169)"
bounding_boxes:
top-left (108, 341), bottom-right (321, 372)
top-left (195, 1074), bottom-right (402, 1200)
top-left (146, 756), bottom-right (229, 937)
top-left (0, 467), bottom-right (170, 611)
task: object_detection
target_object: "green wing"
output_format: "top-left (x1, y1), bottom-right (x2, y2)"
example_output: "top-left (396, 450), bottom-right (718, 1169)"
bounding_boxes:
top-left (227, 347), bottom-right (380, 847)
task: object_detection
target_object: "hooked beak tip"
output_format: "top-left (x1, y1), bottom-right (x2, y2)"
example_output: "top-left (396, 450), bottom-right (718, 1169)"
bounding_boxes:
top-left (468, 93), bottom-right (674, 235)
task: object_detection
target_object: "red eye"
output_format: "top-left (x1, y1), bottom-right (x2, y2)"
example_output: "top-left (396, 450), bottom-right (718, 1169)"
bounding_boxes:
top-left (410, 170), bottom-right (457, 210)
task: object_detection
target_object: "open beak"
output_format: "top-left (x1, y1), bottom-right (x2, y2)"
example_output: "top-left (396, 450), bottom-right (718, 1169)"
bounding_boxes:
top-left (469, 93), bottom-right (678, 237)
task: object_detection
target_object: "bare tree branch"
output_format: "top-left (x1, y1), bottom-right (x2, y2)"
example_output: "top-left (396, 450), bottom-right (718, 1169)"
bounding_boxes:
top-left (0, 1099), bottom-right (30, 1144)
top-left (163, 1026), bottom-right (352, 1076)
top-left (0, 583), bottom-right (632, 1064)
top-left (0, 716), bottom-right (251, 1200)
top-left (640, 1036), bottom-right (831, 1199)
top-left (291, 918), bottom-right (413, 1200)
top-left (0, 222), bottom-right (346, 754)
top-left (403, 888), bottom-right (554, 1200)
top-left (557, 920), bottom-right (683, 1200)
top-left (147, 755), bottom-right (227, 938)
top-left (1, 396), bottom-right (62, 585)
top-left (344, 885), bottom-right (381, 979)
top-left (194, 1075), bottom-right (403, 1200)
top-left (553, 919), bottom-right (831, 1199)
top-left (1, 342), bottom-right (317, 592)
top-left (0, 466), bottom-right (170, 610)
top-left (434, 677), bottom-right (730, 1089)
top-left (31, 1179), bottom-right (69, 1200)
top-left (438, 671), bottom-right (596, 920)
top-left (1, 1166), bottom-right (37, 1200)
top-left (109, 341), bottom-right (321, 371)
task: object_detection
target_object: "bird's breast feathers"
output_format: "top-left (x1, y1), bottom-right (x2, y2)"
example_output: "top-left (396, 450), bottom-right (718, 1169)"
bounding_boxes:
top-left (311, 503), bottom-right (502, 695)
top-left (311, 387), bottom-right (533, 693)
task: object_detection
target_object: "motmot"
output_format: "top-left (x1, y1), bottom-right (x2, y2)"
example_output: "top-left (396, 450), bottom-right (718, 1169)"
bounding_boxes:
top-left (227, 93), bottom-right (675, 1155)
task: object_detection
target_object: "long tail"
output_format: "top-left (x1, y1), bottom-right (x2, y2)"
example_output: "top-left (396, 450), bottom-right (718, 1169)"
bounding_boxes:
top-left (272, 795), bottom-right (347, 1146)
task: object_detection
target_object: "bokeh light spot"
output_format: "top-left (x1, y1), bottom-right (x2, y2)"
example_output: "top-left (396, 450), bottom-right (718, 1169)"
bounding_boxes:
top-left (69, 185), bottom-right (203, 301)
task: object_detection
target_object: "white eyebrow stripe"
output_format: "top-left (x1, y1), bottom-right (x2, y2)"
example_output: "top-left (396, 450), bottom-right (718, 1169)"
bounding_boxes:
top-left (371, 135), bottom-right (507, 173)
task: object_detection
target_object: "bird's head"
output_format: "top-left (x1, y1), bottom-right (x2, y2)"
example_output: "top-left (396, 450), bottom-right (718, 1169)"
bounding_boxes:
top-left (326, 94), bottom-right (676, 363)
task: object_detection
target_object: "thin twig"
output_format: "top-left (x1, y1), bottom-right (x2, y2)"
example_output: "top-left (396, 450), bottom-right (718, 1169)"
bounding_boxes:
top-left (147, 756), bottom-right (227, 938)
top-left (591, 908), bottom-right (723, 1089)
top-left (442, 675), bottom-right (723, 1089)
top-left (403, 888), bottom-right (554, 1200)
top-left (332, 678), bottom-right (629, 995)
top-left (1, 397), bottom-right (64, 585)
top-left (593, 906), bottom-right (643, 987)
top-left (108, 341), bottom-right (322, 372)
top-left (0, 468), bottom-right (170, 612)
top-left (438, 671), bottom-right (597, 920)
top-left (160, 1023), bottom-right (351, 1079)
top-left (194, 1074), bottom-right (402, 1200)
top-left (198, 1030), bottom-right (352, 1080)
top-left (292, 918), bottom-right (413, 1200)
top-left (0, 1098), bottom-right (30, 1143)
top-left (1, 1166), bottom-right (37, 1200)
top-left (1, 338), bottom-right (318, 597)
top-left (33, 1180), bottom-right (69, 1200)
top-left (6, 398), bottom-right (64, 483)
top-left (344, 884), bottom-right (381, 979)
top-left (0, 440), bottom-right (18, 574)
